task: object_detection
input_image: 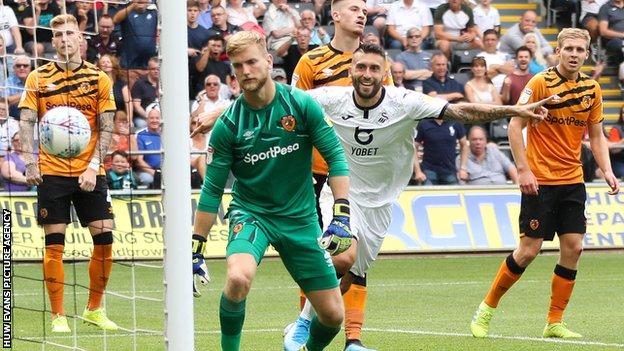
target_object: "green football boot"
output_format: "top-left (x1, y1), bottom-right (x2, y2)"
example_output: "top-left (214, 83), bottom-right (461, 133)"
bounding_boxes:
top-left (82, 307), bottom-right (118, 331)
top-left (543, 322), bottom-right (582, 338)
top-left (470, 301), bottom-right (495, 338)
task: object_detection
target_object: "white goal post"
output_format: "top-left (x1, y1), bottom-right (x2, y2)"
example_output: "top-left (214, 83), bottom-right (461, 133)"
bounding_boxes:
top-left (158, 0), bottom-right (195, 350)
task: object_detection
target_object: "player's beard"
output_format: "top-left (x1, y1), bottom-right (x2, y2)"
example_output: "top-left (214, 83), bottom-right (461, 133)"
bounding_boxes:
top-left (240, 75), bottom-right (268, 93)
top-left (353, 77), bottom-right (382, 100)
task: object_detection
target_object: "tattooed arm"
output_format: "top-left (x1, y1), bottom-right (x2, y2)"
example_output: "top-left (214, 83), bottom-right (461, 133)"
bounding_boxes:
top-left (442, 96), bottom-right (555, 124)
top-left (19, 108), bottom-right (42, 186)
top-left (92, 111), bottom-right (116, 165)
top-left (78, 111), bottom-right (115, 192)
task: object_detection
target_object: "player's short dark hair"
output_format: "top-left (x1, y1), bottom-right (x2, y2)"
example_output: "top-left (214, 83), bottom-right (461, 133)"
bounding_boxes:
top-left (208, 35), bottom-right (226, 46)
top-left (354, 43), bottom-right (386, 61)
top-left (331, 0), bottom-right (365, 12)
top-left (483, 29), bottom-right (499, 39)
top-left (187, 0), bottom-right (200, 9)
top-left (515, 45), bottom-right (533, 58)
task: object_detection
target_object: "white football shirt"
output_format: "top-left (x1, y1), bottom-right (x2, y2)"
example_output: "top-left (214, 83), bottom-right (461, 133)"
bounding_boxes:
top-left (308, 86), bottom-right (448, 207)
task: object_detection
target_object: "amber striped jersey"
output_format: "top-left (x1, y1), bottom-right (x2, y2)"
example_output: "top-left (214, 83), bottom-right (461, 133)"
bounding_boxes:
top-left (292, 43), bottom-right (393, 175)
top-left (517, 66), bottom-right (603, 185)
top-left (19, 60), bottom-right (116, 177)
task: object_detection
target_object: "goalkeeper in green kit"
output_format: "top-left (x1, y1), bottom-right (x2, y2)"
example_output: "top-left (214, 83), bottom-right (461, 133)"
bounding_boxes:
top-left (190, 31), bottom-right (352, 351)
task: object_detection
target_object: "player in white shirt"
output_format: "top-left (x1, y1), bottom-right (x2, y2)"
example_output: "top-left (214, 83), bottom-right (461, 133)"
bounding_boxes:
top-left (283, 43), bottom-right (556, 351)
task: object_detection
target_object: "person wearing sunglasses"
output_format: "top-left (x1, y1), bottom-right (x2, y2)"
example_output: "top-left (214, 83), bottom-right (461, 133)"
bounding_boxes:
top-left (395, 27), bottom-right (434, 91)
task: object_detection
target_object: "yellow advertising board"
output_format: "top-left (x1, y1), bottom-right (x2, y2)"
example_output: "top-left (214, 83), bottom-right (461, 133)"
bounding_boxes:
top-left (2, 184), bottom-right (623, 261)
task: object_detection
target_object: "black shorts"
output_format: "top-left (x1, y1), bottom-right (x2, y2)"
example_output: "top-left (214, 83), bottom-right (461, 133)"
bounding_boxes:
top-left (519, 183), bottom-right (586, 241)
top-left (37, 175), bottom-right (114, 227)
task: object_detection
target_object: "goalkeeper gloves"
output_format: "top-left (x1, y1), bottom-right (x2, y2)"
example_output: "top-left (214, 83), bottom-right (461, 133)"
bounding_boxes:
top-left (192, 234), bottom-right (211, 297)
top-left (319, 198), bottom-right (353, 256)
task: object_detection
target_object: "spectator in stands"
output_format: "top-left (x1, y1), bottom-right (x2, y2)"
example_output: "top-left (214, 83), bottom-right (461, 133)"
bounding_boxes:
top-left (1, 131), bottom-right (31, 191)
top-left (433, 0), bottom-right (483, 59)
top-left (133, 103), bottom-right (162, 188)
top-left (263, 0), bottom-right (301, 52)
top-left (189, 115), bottom-right (206, 188)
top-left (226, 0), bottom-right (266, 31)
top-left (131, 56), bottom-right (159, 129)
top-left (620, 60), bottom-right (624, 87)
top-left (472, 0), bottom-right (500, 35)
top-left (2, 55), bottom-right (30, 118)
top-left (386, 0), bottom-right (433, 49)
top-left (0, 100), bottom-right (18, 160)
top-left (106, 150), bottom-right (138, 190)
top-left (0, 1), bottom-right (24, 54)
top-left (197, 0), bottom-right (219, 29)
top-left (191, 74), bottom-right (232, 117)
top-left (476, 29), bottom-right (513, 92)
top-left (113, 0), bottom-right (158, 84)
top-left (104, 111), bottom-right (132, 170)
top-left (414, 116), bottom-right (468, 185)
top-left (395, 27), bottom-right (434, 90)
top-left (0, 36), bottom-right (8, 82)
top-left (191, 35), bottom-right (232, 98)
top-left (364, 0), bottom-right (391, 43)
top-left (459, 125), bottom-right (518, 185)
top-left (86, 14), bottom-right (120, 63)
top-left (98, 54), bottom-right (132, 129)
top-left (500, 46), bottom-right (533, 105)
top-left (423, 53), bottom-right (465, 102)
top-left (391, 61), bottom-right (415, 89)
top-left (271, 67), bottom-right (288, 83)
top-left (581, 0), bottom-right (608, 43)
top-left (598, 0), bottom-right (624, 63)
top-left (207, 5), bottom-right (241, 42)
top-left (499, 10), bottom-right (556, 65)
top-left (188, 0), bottom-right (213, 54)
top-left (465, 56), bottom-right (502, 104)
top-left (300, 9), bottom-right (330, 46)
top-left (23, 0), bottom-right (61, 57)
top-left (276, 26), bottom-right (316, 82)
top-left (608, 105), bottom-right (624, 179)
top-left (362, 31), bottom-right (382, 46)
top-left (523, 32), bottom-right (549, 74)
top-left (72, 0), bottom-right (100, 33)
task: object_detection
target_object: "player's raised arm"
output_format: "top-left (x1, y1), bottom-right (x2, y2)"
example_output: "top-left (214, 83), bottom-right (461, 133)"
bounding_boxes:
top-left (442, 95), bottom-right (555, 124)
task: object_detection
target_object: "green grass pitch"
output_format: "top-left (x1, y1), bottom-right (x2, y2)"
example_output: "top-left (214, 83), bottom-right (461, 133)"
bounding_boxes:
top-left (9, 251), bottom-right (624, 350)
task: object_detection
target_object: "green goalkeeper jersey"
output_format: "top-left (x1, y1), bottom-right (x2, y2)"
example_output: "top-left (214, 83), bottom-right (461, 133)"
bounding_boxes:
top-left (198, 83), bottom-right (349, 220)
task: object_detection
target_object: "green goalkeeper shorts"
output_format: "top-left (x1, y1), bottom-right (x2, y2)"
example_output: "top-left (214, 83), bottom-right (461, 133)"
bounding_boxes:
top-left (226, 207), bottom-right (338, 292)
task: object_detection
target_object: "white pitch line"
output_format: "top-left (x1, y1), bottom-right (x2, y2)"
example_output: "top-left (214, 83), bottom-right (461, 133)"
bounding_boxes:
top-left (364, 328), bottom-right (624, 348)
top-left (16, 327), bottom-right (624, 348)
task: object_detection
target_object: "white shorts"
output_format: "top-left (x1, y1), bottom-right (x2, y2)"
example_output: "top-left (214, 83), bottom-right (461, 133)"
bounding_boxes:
top-left (318, 182), bottom-right (392, 277)
top-left (349, 201), bottom-right (392, 277)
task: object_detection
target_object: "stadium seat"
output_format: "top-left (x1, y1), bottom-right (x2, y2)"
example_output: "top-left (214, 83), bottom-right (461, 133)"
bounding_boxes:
top-left (451, 49), bottom-right (481, 73)
top-left (385, 48), bottom-right (401, 61)
top-left (450, 71), bottom-right (471, 86)
top-left (292, 2), bottom-right (315, 13)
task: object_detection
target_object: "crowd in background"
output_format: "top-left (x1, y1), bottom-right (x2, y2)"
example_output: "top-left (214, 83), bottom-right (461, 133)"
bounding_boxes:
top-left (0, 0), bottom-right (622, 191)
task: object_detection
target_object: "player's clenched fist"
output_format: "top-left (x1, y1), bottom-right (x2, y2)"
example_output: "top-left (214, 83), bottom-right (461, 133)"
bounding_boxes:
top-left (192, 235), bottom-right (211, 297)
top-left (319, 199), bottom-right (353, 255)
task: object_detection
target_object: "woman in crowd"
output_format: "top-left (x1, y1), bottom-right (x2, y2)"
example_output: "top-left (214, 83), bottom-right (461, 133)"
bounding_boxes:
top-left (464, 56), bottom-right (502, 105)
top-left (1, 131), bottom-right (33, 191)
top-left (608, 105), bottom-right (624, 179)
top-left (523, 33), bottom-right (548, 74)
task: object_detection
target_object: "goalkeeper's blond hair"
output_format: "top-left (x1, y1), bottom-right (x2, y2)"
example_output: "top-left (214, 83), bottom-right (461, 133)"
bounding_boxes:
top-left (50, 14), bottom-right (80, 30)
top-left (226, 31), bottom-right (267, 58)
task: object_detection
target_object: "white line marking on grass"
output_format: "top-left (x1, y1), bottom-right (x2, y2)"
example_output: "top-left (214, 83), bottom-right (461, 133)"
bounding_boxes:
top-left (364, 327), bottom-right (624, 348)
top-left (18, 327), bottom-right (624, 348)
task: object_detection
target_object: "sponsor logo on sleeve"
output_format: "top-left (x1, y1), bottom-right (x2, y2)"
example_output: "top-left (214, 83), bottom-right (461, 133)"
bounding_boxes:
top-left (518, 88), bottom-right (532, 105)
top-left (206, 146), bottom-right (214, 165)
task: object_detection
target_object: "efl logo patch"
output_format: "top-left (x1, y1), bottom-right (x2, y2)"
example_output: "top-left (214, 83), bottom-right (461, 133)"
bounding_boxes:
top-left (530, 219), bottom-right (539, 230)
top-left (40, 208), bottom-right (48, 219)
top-left (518, 88), bottom-right (533, 105)
top-left (206, 147), bottom-right (214, 165)
top-left (280, 115), bottom-right (296, 132)
top-left (233, 223), bottom-right (243, 234)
